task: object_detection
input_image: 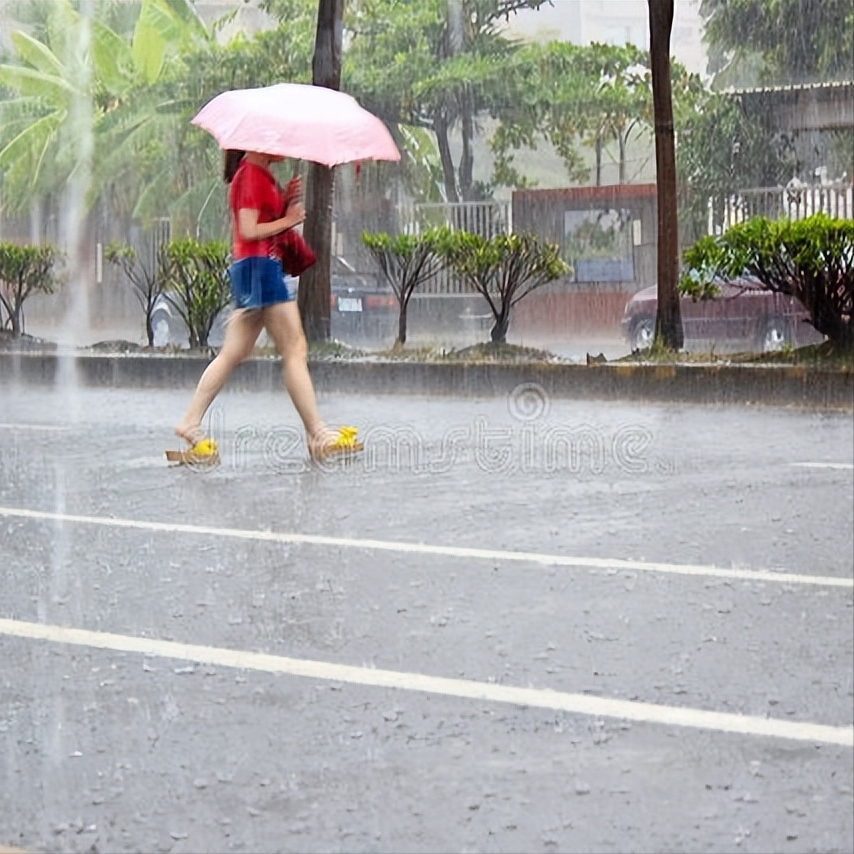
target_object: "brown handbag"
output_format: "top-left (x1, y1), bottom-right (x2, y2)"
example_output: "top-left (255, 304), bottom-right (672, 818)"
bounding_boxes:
top-left (278, 175), bottom-right (316, 276)
top-left (280, 229), bottom-right (317, 276)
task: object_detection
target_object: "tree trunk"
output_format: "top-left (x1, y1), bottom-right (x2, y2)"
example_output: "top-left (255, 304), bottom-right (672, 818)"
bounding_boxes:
top-left (648, 0), bottom-right (683, 350)
top-left (434, 110), bottom-right (459, 202)
top-left (397, 303), bottom-right (408, 346)
top-left (491, 311), bottom-right (510, 343)
top-left (301, 164), bottom-right (334, 341)
top-left (10, 306), bottom-right (21, 337)
top-left (619, 131), bottom-right (627, 184)
top-left (595, 135), bottom-right (603, 186)
top-left (459, 87), bottom-right (475, 200)
top-left (299, 0), bottom-right (343, 342)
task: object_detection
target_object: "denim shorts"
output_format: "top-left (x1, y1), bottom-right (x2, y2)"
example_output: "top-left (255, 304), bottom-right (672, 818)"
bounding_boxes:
top-left (229, 256), bottom-right (295, 309)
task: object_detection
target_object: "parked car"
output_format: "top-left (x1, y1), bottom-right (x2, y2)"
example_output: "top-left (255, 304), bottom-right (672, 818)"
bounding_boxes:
top-left (328, 257), bottom-right (397, 342)
top-left (150, 294), bottom-right (232, 348)
top-left (151, 256), bottom-right (396, 348)
top-left (621, 277), bottom-right (825, 352)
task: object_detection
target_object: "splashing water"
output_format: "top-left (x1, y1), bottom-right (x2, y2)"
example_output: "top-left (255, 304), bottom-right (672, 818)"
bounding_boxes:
top-left (38, 0), bottom-right (96, 820)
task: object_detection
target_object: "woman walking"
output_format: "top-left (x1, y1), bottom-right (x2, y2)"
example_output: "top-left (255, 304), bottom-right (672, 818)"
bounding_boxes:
top-left (171, 149), bottom-right (361, 464)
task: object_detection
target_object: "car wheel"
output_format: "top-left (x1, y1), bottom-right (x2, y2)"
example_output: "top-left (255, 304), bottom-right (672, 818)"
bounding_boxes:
top-left (759, 317), bottom-right (790, 353)
top-left (151, 311), bottom-right (176, 348)
top-left (630, 317), bottom-right (655, 351)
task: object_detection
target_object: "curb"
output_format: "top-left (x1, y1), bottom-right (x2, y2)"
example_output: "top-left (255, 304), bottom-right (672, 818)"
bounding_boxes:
top-left (1, 351), bottom-right (852, 411)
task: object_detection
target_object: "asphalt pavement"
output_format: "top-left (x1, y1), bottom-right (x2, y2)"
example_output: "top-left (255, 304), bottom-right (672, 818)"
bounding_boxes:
top-left (0, 379), bottom-right (852, 853)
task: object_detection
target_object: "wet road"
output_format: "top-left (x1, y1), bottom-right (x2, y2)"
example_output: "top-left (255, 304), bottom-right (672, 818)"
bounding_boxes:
top-left (1, 379), bottom-right (852, 853)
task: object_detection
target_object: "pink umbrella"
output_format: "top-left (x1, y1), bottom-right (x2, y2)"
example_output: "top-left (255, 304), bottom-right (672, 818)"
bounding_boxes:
top-left (190, 82), bottom-right (400, 168)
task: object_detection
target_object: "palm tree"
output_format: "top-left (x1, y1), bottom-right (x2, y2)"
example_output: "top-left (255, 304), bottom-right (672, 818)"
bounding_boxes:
top-left (0, 0), bottom-right (95, 226)
top-left (0, 0), bottom-right (211, 231)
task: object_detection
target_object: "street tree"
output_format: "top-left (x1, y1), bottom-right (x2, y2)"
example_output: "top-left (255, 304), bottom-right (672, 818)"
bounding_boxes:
top-left (440, 231), bottom-right (570, 344)
top-left (700, 0), bottom-right (854, 86)
top-left (488, 41), bottom-right (592, 189)
top-left (571, 43), bottom-right (655, 186)
top-left (647, 0), bottom-right (683, 350)
top-left (362, 228), bottom-right (449, 346)
top-left (682, 214), bottom-right (854, 351)
top-left (159, 237), bottom-right (231, 349)
top-left (0, 0), bottom-right (210, 225)
top-left (491, 41), bottom-right (701, 191)
top-left (0, 242), bottom-right (64, 337)
top-left (298, 0), bottom-right (345, 343)
top-left (676, 91), bottom-right (792, 241)
top-left (343, 0), bottom-right (551, 202)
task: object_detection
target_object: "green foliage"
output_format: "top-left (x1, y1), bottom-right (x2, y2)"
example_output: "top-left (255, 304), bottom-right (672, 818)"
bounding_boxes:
top-left (343, 0), bottom-right (551, 200)
top-left (159, 237), bottom-right (230, 349)
top-left (681, 214), bottom-right (854, 349)
top-left (700, 0), bottom-right (854, 86)
top-left (439, 230), bottom-right (570, 343)
top-left (679, 235), bottom-right (726, 300)
top-left (0, 241), bottom-right (64, 336)
top-left (362, 227), bottom-right (450, 345)
top-left (493, 40), bottom-right (704, 190)
top-left (676, 92), bottom-right (792, 241)
top-left (3, 0), bottom-right (790, 256)
top-left (0, 0), bottom-right (212, 219)
top-left (87, 0), bottom-right (215, 229)
top-left (0, 1), bottom-right (92, 215)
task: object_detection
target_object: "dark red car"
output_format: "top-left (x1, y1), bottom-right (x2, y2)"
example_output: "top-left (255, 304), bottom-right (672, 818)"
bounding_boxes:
top-left (621, 278), bottom-right (825, 352)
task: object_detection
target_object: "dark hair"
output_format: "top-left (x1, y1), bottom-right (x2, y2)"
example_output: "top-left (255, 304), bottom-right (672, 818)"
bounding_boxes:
top-left (223, 149), bottom-right (245, 183)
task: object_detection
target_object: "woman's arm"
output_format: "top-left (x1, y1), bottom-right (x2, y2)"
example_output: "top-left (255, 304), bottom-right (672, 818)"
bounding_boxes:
top-left (237, 202), bottom-right (305, 241)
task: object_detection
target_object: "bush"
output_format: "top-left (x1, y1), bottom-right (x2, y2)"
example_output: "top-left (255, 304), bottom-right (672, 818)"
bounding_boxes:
top-left (438, 231), bottom-right (571, 343)
top-left (362, 228), bottom-right (449, 346)
top-left (0, 242), bottom-right (64, 337)
top-left (159, 237), bottom-right (231, 349)
top-left (682, 214), bottom-right (853, 350)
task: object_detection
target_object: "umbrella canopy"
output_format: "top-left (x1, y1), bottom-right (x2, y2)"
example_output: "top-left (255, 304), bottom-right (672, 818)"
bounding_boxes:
top-left (190, 83), bottom-right (400, 168)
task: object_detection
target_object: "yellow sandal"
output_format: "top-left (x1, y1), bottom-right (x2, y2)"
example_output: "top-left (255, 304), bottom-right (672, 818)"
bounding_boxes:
top-left (165, 436), bottom-right (220, 467)
top-left (310, 426), bottom-right (363, 461)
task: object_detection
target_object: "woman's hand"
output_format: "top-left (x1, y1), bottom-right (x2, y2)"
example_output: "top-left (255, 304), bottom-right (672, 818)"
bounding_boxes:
top-left (237, 204), bottom-right (305, 241)
top-left (282, 201), bottom-right (305, 230)
top-left (283, 175), bottom-right (302, 208)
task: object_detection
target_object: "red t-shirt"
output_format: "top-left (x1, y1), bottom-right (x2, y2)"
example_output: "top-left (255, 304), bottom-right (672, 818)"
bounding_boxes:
top-left (229, 161), bottom-right (284, 260)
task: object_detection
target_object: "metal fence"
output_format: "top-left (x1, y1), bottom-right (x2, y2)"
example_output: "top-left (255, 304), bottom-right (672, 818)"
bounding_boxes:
top-left (714, 182), bottom-right (852, 233)
top-left (144, 217), bottom-right (171, 272)
top-left (407, 200), bottom-right (512, 238)
top-left (400, 200), bottom-right (512, 294)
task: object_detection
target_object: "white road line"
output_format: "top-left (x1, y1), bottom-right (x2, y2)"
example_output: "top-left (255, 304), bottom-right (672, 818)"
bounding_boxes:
top-left (1, 506), bottom-right (851, 589)
top-left (0, 423), bottom-right (69, 432)
top-left (792, 462), bottom-right (854, 471)
top-left (0, 617), bottom-right (850, 747)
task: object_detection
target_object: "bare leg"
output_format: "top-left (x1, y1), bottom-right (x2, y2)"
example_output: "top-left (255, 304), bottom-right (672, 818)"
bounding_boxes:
top-left (174, 309), bottom-right (265, 444)
top-left (261, 301), bottom-right (336, 452)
